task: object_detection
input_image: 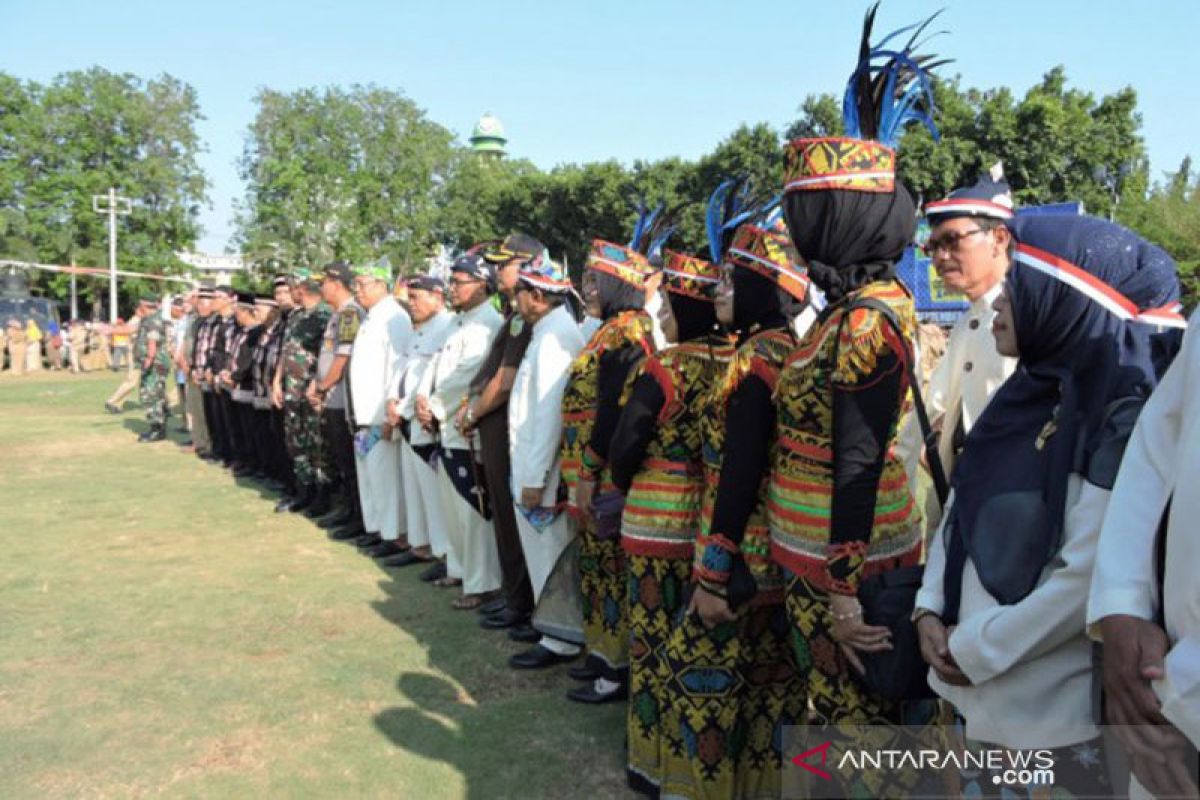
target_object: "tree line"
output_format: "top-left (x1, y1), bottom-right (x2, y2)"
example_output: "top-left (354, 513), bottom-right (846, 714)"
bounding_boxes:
top-left (2, 65), bottom-right (1195, 311)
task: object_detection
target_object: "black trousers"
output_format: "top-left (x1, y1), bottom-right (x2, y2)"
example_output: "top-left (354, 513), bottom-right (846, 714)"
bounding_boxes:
top-left (215, 392), bottom-right (237, 464)
top-left (232, 401), bottom-right (259, 469)
top-left (203, 389), bottom-right (233, 461)
top-left (477, 409), bottom-right (534, 617)
top-left (322, 406), bottom-right (361, 525)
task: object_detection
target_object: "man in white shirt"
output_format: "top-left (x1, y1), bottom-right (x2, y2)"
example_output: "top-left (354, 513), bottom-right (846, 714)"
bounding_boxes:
top-left (898, 167), bottom-right (1019, 523)
top-left (415, 254), bottom-right (504, 607)
top-left (505, 255), bottom-right (587, 670)
top-left (384, 275), bottom-right (455, 571)
top-left (1089, 312), bottom-right (1198, 799)
top-left (348, 263), bottom-right (413, 560)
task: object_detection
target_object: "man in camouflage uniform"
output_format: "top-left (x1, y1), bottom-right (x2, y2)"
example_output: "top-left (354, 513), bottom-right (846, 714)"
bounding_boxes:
top-left (308, 261), bottom-right (365, 526)
top-left (134, 296), bottom-right (172, 442)
top-left (273, 269), bottom-right (332, 513)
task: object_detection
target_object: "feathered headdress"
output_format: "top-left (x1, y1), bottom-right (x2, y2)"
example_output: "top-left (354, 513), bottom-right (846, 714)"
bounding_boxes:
top-left (705, 177), bottom-right (780, 263)
top-left (844, 3), bottom-right (948, 147)
top-left (785, 2), bottom-right (949, 195)
top-left (628, 196), bottom-right (678, 265)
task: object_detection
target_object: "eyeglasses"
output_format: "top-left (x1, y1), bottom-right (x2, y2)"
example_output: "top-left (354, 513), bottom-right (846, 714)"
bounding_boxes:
top-left (448, 276), bottom-right (482, 287)
top-left (921, 228), bottom-right (988, 257)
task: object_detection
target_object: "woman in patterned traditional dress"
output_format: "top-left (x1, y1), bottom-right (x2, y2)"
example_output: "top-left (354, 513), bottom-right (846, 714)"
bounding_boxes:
top-left (562, 239), bottom-right (657, 703)
top-left (661, 217), bottom-right (811, 800)
top-left (608, 249), bottom-right (731, 795)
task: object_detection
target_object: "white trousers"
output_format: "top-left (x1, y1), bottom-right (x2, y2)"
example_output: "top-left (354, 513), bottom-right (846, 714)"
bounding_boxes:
top-left (515, 507), bottom-right (581, 655)
top-left (437, 450), bottom-right (501, 595)
top-left (355, 436), bottom-right (405, 541)
top-left (400, 439), bottom-right (446, 553)
top-left (515, 505), bottom-right (574, 600)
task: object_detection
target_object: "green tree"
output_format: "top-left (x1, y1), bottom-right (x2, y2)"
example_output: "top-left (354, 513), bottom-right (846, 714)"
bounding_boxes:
top-left (236, 85), bottom-right (455, 277)
top-left (1, 68), bottom-right (208, 314)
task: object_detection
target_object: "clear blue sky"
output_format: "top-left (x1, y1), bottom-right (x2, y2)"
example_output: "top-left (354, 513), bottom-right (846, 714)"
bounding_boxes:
top-left (4, 0), bottom-right (1197, 254)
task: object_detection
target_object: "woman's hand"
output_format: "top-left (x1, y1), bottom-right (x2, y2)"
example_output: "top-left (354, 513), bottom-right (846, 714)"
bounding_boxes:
top-left (916, 613), bottom-right (970, 686)
top-left (829, 593), bottom-right (892, 676)
top-left (575, 475), bottom-right (597, 515)
top-left (688, 584), bottom-right (737, 629)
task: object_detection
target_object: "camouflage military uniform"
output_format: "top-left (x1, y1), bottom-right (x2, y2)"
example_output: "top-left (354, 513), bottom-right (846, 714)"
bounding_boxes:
top-left (281, 303), bottom-right (332, 486)
top-left (136, 314), bottom-right (172, 429)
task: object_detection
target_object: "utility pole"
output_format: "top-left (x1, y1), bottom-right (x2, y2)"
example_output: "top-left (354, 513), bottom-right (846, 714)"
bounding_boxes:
top-left (69, 257), bottom-right (78, 321)
top-left (92, 188), bottom-right (132, 323)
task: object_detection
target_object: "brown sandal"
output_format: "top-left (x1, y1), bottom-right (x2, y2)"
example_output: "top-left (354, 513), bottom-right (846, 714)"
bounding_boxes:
top-left (452, 590), bottom-right (500, 610)
top-left (433, 576), bottom-right (463, 589)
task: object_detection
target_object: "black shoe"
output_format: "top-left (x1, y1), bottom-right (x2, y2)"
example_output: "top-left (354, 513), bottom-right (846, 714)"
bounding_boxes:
top-left (318, 509), bottom-right (352, 530)
top-left (419, 562), bottom-right (447, 583)
top-left (303, 485), bottom-right (333, 518)
top-left (137, 426), bottom-right (166, 443)
top-left (289, 484), bottom-right (315, 513)
top-left (507, 624), bottom-right (540, 644)
top-left (478, 597), bottom-right (507, 616)
top-left (508, 644), bottom-right (577, 670)
top-left (566, 682), bottom-right (628, 704)
top-left (274, 495), bottom-right (297, 513)
top-left (380, 550), bottom-right (429, 568)
top-left (365, 541), bottom-right (406, 559)
top-left (480, 609), bottom-right (529, 630)
top-left (355, 533), bottom-right (383, 551)
top-left (104, 402), bottom-right (120, 414)
top-left (328, 525), bottom-right (364, 542)
top-left (568, 664), bottom-right (601, 682)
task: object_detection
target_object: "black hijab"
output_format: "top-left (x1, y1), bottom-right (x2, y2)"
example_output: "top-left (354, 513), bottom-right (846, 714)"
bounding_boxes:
top-left (783, 184), bottom-right (916, 301)
top-left (668, 292), bottom-right (718, 343)
top-left (731, 267), bottom-right (787, 341)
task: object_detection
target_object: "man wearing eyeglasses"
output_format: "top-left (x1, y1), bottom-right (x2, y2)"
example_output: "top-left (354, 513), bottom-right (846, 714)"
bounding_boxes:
top-left (415, 252), bottom-right (505, 608)
top-left (916, 165), bottom-right (1019, 519)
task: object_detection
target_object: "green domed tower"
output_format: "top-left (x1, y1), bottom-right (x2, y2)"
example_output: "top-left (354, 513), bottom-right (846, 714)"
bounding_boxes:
top-left (469, 112), bottom-right (507, 160)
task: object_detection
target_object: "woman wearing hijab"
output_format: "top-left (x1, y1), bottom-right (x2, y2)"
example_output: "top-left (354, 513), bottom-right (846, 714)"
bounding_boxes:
top-left (914, 215), bottom-right (1183, 797)
top-left (761, 12), bottom-right (945, 753)
top-left (560, 240), bottom-right (657, 702)
top-left (663, 219), bottom-right (809, 800)
top-left (607, 249), bottom-right (732, 795)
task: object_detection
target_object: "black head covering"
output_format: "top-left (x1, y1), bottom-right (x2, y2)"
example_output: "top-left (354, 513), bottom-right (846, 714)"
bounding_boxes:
top-left (595, 270), bottom-right (644, 319)
top-left (731, 265), bottom-right (786, 339)
top-left (667, 292), bottom-right (717, 343)
top-left (942, 215), bottom-right (1181, 620)
top-left (783, 184), bottom-right (916, 302)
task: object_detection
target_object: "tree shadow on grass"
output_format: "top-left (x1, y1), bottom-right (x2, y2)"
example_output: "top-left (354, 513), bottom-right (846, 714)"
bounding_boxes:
top-left (367, 564), bottom-right (629, 799)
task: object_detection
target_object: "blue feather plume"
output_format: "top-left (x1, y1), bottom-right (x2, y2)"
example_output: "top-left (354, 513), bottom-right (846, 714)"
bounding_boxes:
top-left (842, 3), bottom-right (951, 147)
top-left (704, 177), bottom-right (768, 263)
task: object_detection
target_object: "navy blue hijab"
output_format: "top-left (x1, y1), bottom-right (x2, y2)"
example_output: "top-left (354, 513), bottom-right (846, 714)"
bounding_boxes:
top-left (942, 215), bottom-right (1181, 619)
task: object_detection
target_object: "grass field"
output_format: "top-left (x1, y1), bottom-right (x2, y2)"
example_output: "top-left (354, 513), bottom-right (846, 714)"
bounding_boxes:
top-left (0, 371), bottom-right (627, 799)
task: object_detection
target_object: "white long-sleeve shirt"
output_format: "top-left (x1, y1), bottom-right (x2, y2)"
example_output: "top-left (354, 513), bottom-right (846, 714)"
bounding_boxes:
top-left (349, 296), bottom-right (412, 427)
top-left (419, 300), bottom-right (502, 451)
top-left (917, 475), bottom-right (1108, 749)
top-left (391, 309), bottom-right (454, 446)
top-left (1088, 311), bottom-right (1200, 746)
top-left (926, 284), bottom-right (1017, 470)
top-left (508, 304), bottom-right (585, 500)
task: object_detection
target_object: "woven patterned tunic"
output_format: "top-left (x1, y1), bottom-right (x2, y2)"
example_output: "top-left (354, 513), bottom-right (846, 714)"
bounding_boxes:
top-left (768, 279), bottom-right (923, 594)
